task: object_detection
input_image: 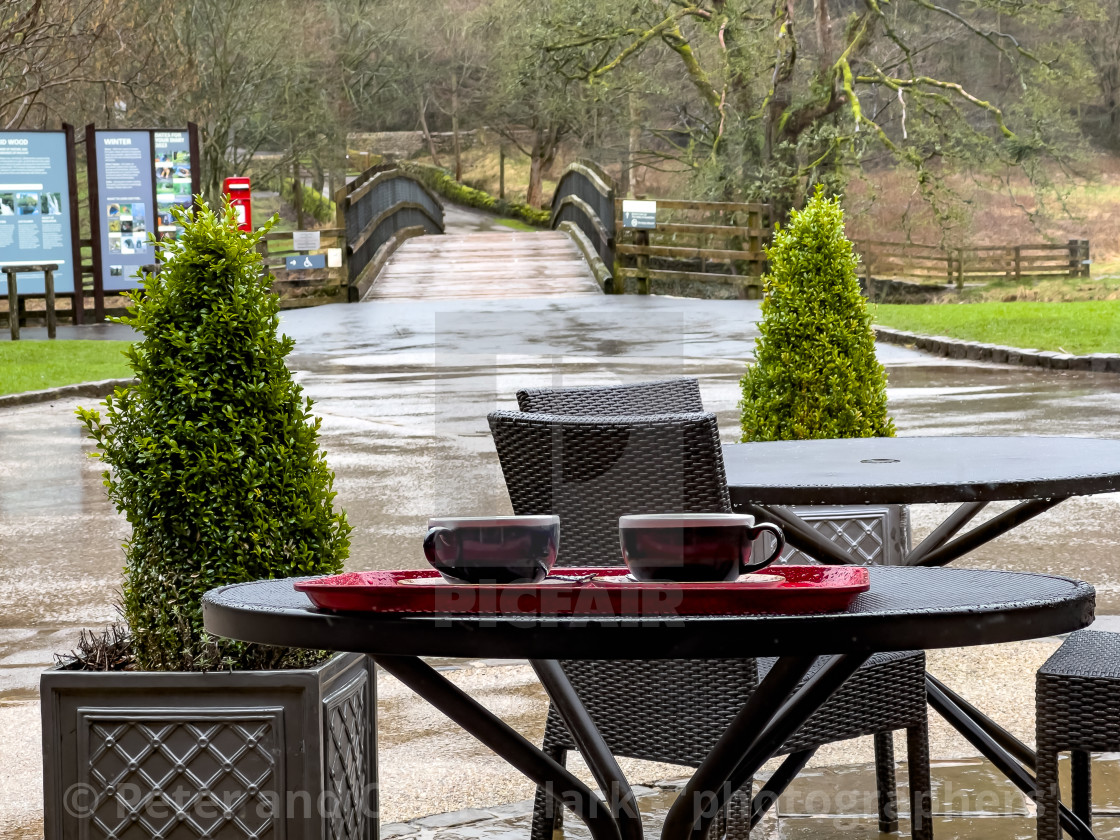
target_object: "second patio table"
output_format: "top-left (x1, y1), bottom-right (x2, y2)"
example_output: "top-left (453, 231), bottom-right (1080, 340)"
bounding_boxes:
top-left (724, 434), bottom-right (1120, 839)
top-left (723, 435), bottom-right (1120, 568)
top-left (204, 566), bottom-right (1093, 840)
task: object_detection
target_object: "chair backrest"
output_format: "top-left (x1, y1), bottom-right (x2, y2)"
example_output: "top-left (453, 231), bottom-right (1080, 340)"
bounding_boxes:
top-left (488, 410), bottom-right (732, 567)
top-left (516, 378), bottom-right (703, 415)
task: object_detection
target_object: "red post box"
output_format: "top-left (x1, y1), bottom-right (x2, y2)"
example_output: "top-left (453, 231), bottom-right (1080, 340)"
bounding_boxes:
top-left (222, 176), bottom-right (252, 232)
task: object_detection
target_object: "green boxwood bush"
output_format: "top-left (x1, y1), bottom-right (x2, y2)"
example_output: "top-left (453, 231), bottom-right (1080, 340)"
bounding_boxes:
top-left (78, 202), bottom-right (351, 672)
top-left (740, 187), bottom-right (895, 441)
top-left (401, 162), bottom-right (551, 228)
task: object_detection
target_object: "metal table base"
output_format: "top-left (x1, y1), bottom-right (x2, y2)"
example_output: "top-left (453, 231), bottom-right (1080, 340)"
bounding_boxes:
top-left (741, 497), bottom-right (1096, 839)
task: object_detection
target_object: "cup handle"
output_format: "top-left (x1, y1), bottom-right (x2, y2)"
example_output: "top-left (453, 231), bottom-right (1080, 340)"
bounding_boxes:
top-left (741, 522), bottom-right (785, 574)
top-left (423, 527), bottom-right (457, 564)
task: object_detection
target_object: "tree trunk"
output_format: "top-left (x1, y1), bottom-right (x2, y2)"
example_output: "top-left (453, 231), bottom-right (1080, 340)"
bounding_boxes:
top-left (418, 93), bottom-right (441, 167)
top-left (526, 126), bottom-right (560, 209)
top-left (527, 130), bottom-right (546, 208)
top-left (451, 73), bottom-right (462, 181)
top-left (628, 92), bottom-right (642, 197)
top-left (292, 158), bottom-right (305, 230)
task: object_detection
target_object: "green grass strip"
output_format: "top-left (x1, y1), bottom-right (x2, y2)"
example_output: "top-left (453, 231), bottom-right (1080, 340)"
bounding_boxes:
top-left (873, 301), bottom-right (1120, 355)
top-left (0, 340), bottom-right (132, 396)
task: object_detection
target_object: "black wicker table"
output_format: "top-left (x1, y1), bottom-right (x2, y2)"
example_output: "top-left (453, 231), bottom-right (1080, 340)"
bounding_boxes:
top-left (724, 435), bottom-right (1120, 569)
top-left (725, 434), bottom-right (1120, 839)
top-left (204, 567), bottom-right (1093, 840)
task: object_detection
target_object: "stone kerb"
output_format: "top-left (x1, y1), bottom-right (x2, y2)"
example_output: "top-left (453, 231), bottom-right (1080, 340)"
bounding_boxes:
top-left (874, 327), bottom-right (1120, 374)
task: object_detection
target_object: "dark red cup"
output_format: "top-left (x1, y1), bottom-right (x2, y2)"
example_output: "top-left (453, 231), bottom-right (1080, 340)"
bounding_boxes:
top-left (423, 515), bottom-right (560, 584)
top-left (619, 513), bottom-right (785, 582)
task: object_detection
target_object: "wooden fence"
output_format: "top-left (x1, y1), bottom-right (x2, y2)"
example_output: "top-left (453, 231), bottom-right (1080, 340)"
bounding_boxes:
top-left (258, 228), bottom-right (348, 306)
top-left (614, 199), bottom-right (771, 298)
top-left (856, 239), bottom-right (1091, 287)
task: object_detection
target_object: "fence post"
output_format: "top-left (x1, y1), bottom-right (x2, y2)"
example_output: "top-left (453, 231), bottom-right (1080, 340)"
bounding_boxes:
top-left (635, 229), bottom-right (650, 295)
top-left (5, 268), bottom-right (18, 341)
top-left (1013, 246), bottom-right (1021, 281)
top-left (1081, 239), bottom-right (1091, 277)
top-left (1068, 240), bottom-right (1080, 276)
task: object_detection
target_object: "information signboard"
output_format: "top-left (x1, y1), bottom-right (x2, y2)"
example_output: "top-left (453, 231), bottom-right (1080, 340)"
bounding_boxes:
top-left (153, 130), bottom-right (194, 239)
top-left (93, 130), bottom-right (155, 291)
top-left (0, 131), bottom-right (78, 295)
top-left (622, 199), bottom-right (657, 229)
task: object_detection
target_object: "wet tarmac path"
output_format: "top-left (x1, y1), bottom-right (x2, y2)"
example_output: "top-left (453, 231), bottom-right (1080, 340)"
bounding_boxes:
top-left (3, 295), bottom-right (1120, 701)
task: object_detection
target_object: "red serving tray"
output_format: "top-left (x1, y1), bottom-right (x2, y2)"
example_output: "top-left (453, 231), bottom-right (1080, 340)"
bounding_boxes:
top-left (293, 566), bottom-right (869, 617)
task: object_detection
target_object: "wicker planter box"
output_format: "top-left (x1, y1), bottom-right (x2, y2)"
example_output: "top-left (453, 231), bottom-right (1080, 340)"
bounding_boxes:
top-left (41, 652), bottom-right (377, 840)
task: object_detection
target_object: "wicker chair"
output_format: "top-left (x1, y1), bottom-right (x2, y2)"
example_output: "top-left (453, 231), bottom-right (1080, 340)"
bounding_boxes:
top-left (488, 395), bottom-right (932, 840)
top-left (1035, 629), bottom-right (1120, 839)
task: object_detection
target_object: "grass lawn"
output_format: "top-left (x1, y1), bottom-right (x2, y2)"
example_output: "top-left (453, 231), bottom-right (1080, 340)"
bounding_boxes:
top-left (0, 341), bottom-right (133, 396)
top-left (872, 301), bottom-right (1120, 355)
top-left (494, 217), bottom-right (537, 232)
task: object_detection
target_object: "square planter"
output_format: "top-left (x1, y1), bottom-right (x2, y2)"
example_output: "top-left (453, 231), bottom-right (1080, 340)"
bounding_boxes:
top-left (41, 651), bottom-right (377, 840)
top-left (754, 504), bottom-right (910, 566)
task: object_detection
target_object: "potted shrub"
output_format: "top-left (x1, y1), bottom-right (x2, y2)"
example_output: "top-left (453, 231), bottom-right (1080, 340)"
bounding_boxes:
top-left (739, 186), bottom-right (905, 564)
top-left (740, 186), bottom-right (894, 442)
top-left (41, 202), bottom-right (377, 840)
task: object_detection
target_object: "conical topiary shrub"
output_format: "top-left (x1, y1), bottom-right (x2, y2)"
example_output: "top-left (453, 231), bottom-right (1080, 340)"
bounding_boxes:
top-left (78, 201), bottom-right (351, 672)
top-left (740, 187), bottom-right (895, 441)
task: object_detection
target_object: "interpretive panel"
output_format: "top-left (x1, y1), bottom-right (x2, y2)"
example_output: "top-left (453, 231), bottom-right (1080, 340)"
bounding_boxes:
top-left (0, 132), bottom-right (76, 294)
top-left (94, 130), bottom-right (154, 291)
top-left (154, 130), bottom-right (194, 239)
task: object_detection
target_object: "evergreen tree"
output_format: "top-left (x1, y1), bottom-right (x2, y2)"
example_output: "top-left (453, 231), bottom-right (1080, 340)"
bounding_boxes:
top-left (740, 187), bottom-right (894, 442)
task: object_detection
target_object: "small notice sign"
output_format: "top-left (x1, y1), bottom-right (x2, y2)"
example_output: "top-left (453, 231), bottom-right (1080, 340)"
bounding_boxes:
top-left (326, 248), bottom-right (342, 268)
top-left (285, 254), bottom-right (326, 270)
top-left (622, 200), bottom-right (657, 229)
top-left (292, 230), bottom-right (320, 251)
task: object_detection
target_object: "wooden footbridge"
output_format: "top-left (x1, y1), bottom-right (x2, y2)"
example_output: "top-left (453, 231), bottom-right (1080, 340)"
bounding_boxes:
top-left (259, 160), bottom-right (773, 305)
top-left (364, 230), bottom-right (601, 301)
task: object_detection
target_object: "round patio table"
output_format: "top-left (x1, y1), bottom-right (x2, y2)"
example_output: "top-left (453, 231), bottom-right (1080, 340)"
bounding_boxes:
top-left (204, 566), bottom-right (1093, 840)
top-left (724, 434), bottom-right (1120, 840)
top-left (724, 436), bottom-right (1120, 568)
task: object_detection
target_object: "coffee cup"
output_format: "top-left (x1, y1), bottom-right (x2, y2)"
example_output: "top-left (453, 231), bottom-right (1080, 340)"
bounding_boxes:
top-left (423, 515), bottom-right (560, 584)
top-left (619, 513), bottom-right (785, 582)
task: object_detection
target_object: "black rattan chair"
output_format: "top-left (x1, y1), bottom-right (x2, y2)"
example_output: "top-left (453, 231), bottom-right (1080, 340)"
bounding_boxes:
top-left (488, 397), bottom-right (932, 840)
top-left (1035, 629), bottom-right (1120, 839)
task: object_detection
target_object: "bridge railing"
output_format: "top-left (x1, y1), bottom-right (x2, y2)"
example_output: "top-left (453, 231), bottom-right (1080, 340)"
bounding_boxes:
top-left (339, 164), bottom-right (445, 301)
top-left (550, 160), bottom-right (616, 270)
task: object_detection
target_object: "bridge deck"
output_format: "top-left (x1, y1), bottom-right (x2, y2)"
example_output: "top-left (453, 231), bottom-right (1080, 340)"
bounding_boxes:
top-left (363, 231), bottom-right (602, 301)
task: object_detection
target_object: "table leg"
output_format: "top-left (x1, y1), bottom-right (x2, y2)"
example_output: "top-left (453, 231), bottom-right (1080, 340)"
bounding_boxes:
top-left (925, 674), bottom-right (1096, 840)
top-left (661, 653), bottom-right (868, 840)
top-left (912, 497), bottom-right (1068, 567)
top-left (748, 749), bottom-right (815, 827)
top-left (373, 655), bottom-right (623, 840)
top-left (531, 660), bottom-right (644, 840)
top-left (905, 501), bottom-right (988, 565)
